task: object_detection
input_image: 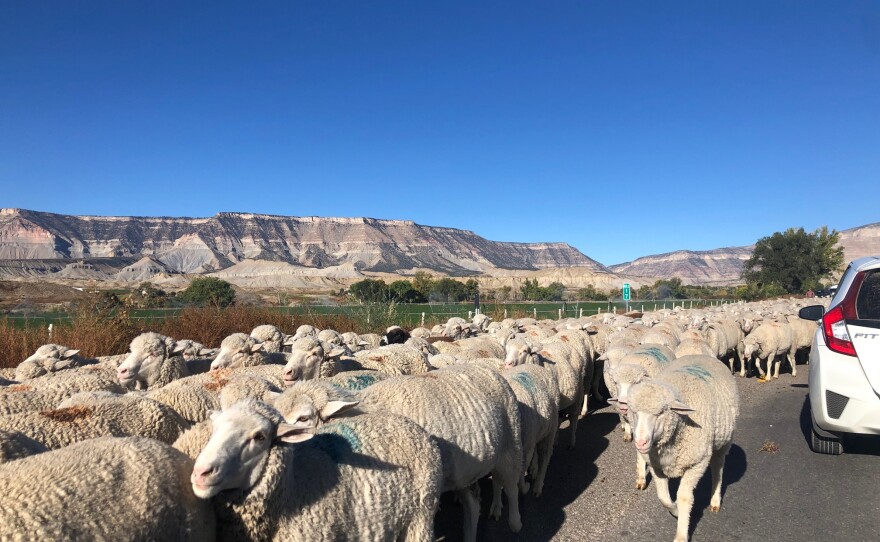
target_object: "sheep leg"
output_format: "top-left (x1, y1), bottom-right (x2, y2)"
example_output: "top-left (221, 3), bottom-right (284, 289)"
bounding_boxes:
top-left (727, 354), bottom-right (735, 375)
top-left (709, 444), bottom-right (730, 512)
top-left (567, 394), bottom-right (583, 449)
top-left (621, 414), bottom-right (633, 442)
top-left (580, 392), bottom-right (589, 417)
top-left (635, 451), bottom-right (649, 490)
top-left (494, 465), bottom-right (523, 533)
top-left (532, 434), bottom-right (554, 498)
top-left (737, 345), bottom-right (746, 377)
top-left (457, 486), bottom-right (481, 542)
top-left (755, 356), bottom-right (766, 379)
top-left (489, 476), bottom-right (503, 520)
top-left (673, 466), bottom-right (705, 542)
top-left (653, 469), bottom-right (676, 514)
top-left (772, 355), bottom-right (781, 379)
top-left (788, 351), bottom-right (797, 377)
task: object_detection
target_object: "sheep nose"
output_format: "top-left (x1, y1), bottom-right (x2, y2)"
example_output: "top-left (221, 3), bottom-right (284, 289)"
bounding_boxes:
top-left (635, 438), bottom-right (649, 449)
top-left (192, 465), bottom-right (216, 484)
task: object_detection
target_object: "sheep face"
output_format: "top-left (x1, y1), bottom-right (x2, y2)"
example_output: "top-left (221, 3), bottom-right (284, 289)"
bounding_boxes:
top-left (282, 345), bottom-right (325, 384)
top-left (341, 332), bottom-right (369, 352)
top-left (742, 338), bottom-right (757, 360)
top-left (628, 382), bottom-right (694, 455)
top-left (211, 334), bottom-right (263, 371)
top-left (117, 335), bottom-right (169, 386)
top-left (192, 405), bottom-right (278, 499)
top-left (503, 340), bottom-right (535, 368)
top-left (608, 364), bottom-right (650, 415)
top-left (291, 325), bottom-right (317, 341)
top-left (380, 326), bottom-right (410, 346)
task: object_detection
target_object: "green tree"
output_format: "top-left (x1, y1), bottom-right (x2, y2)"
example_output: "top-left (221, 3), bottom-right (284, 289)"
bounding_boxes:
top-left (463, 279), bottom-right (479, 301)
top-left (412, 271), bottom-right (435, 298)
top-left (576, 284), bottom-right (602, 301)
top-left (181, 277), bottom-right (236, 307)
top-left (388, 280), bottom-right (426, 303)
top-left (520, 278), bottom-right (542, 301)
top-left (543, 282), bottom-right (566, 301)
top-left (128, 282), bottom-right (167, 308)
top-left (742, 226), bottom-right (845, 294)
top-left (349, 279), bottom-right (389, 303)
top-left (652, 278), bottom-right (685, 299)
top-left (432, 278), bottom-right (467, 302)
top-left (496, 285), bottom-right (513, 302)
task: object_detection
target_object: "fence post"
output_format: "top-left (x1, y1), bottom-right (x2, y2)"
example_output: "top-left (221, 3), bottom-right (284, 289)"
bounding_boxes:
top-left (558, 308), bottom-right (562, 319)
top-left (421, 312), bottom-right (425, 327)
top-left (468, 311), bottom-right (472, 320)
top-left (48, 323), bottom-right (53, 341)
top-left (579, 308), bottom-right (583, 318)
top-left (504, 309), bottom-right (507, 319)
top-left (654, 303), bottom-right (657, 311)
top-left (533, 308), bottom-right (537, 319)
top-left (690, 300), bottom-right (693, 309)
top-left (663, 303), bottom-right (666, 310)
top-left (597, 307), bottom-right (600, 315)
top-left (641, 304), bottom-right (644, 312)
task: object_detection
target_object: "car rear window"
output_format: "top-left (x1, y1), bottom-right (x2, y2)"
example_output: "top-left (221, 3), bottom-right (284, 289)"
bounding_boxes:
top-left (856, 270), bottom-right (880, 320)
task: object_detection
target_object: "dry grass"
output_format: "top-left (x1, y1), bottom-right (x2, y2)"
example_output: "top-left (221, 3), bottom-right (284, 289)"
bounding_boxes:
top-left (759, 440), bottom-right (780, 454)
top-left (0, 307), bottom-right (374, 369)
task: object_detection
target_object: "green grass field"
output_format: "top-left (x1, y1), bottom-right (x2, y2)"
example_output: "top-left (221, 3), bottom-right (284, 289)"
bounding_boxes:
top-left (3, 299), bottom-right (728, 329)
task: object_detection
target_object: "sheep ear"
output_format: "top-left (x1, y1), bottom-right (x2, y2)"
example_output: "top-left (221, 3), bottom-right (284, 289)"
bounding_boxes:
top-left (251, 342), bottom-right (265, 353)
top-left (320, 400), bottom-right (359, 419)
top-left (597, 353), bottom-right (608, 361)
top-left (171, 343), bottom-right (187, 355)
top-left (53, 358), bottom-right (77, 370)
top-left (357, 340), bottom-right (370, 347)
top-left (670, 401), bottom-right (695, 415)
top-left (276, 423), bottom-right (314, 444)
top-left (283, 337), bottom-right (296, 346)
top-left (198, 348), bottom-right (214, 356)
top-left (607, 397), bottom-right (619, 404)
top-left (326, 347), bottom-right (346, 359)
top-left (62, 349), bottom-right (80, 359)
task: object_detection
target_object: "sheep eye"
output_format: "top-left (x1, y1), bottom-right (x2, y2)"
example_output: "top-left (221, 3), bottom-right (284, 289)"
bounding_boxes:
top-left (298, 416), bottom-right (310, 423)
top-left (253, 433), bottom-right (265, 442)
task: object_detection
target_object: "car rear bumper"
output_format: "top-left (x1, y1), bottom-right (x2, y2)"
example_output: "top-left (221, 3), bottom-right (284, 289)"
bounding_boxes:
top-left (809, 337), bottom-right (880, 436)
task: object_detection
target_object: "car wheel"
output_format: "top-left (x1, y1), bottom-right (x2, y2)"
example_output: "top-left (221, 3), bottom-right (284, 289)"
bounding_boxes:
top-left (811, 427), bottom-right (843, 455)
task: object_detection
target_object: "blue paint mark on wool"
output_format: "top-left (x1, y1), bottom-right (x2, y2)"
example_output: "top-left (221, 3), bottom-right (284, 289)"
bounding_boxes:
top-left (341, 374), bottom-right (378, 391)
top-left (642, 347), bottom-right (671, 364)
top-left (318, 422), bottom-right (362, 460)
top-left (511, 372), bottom-right (537, 394)
top-left (674, 365), bottom-right (713, 381)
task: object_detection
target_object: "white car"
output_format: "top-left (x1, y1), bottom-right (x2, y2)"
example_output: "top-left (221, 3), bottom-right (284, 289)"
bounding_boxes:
top-left (800, 256), bottom-right (880, 454)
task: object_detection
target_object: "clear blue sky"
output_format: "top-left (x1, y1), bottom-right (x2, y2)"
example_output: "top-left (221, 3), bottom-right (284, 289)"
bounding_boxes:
top-left (2, 1), bottom-right (878, 265)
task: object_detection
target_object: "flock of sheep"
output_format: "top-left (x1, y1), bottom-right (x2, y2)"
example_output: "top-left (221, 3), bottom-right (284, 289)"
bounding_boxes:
top-left (0, 298), bottom-right (822, 542)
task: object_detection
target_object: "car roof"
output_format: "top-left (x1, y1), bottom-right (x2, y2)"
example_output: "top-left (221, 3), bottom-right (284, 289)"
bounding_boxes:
top-left (853, 256), bottom-right (880, 272)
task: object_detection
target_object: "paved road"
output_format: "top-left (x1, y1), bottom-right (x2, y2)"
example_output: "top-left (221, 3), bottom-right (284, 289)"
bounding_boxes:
top-left (435, 364), bottom-right (880, 541)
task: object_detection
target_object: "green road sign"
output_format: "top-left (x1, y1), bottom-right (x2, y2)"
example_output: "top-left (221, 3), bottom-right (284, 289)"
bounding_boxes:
top-left (623, 283), bottom-right (631, 301)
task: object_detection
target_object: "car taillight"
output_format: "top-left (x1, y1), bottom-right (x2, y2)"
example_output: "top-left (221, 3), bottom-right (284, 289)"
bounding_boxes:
top-left (823, 306), bottom-right (856, 356)
top-left (822, 272), bottom-right (866, 357)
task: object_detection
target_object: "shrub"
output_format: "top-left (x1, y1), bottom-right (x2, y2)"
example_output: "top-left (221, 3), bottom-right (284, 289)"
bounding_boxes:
top-left (180, 277), bottom-right (236, 307)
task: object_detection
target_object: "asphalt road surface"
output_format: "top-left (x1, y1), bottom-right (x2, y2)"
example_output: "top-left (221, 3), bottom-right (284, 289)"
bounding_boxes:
top-left (435, 364), bottom-right (880, 541)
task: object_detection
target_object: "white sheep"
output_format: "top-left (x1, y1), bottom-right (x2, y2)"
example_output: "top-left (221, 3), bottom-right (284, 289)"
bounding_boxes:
top-left (191, 399), bottom-right (442, 542)
top-left (173, 339), bottom-right (219, 361)
top-left (117, 332), bottom-right (190, 389)
top-left (340, 331), bottom-right (370, 352)
top-left (352, 344), bottom-right (431, 376)
top-left (0, 393), bottom-right (190, 448)
top-left (0, 372), bottom-right (126, 416)
top-left (250, 325), bottom-right (286, 353)
top-left (500, 363), bottom-right (559, 498)
top-left (504, 338), bottom-right (586, 449)
top-left (627, 355), bottom-right (739, 542)
top-left (604, 345), bottom-right (676, 443)
top-left (743, 321), bottom-right (795, 380)
top-left (358, 364), bottom-right (525, 541)
top-left (674, 338), bottom-right (714, 358)
top-left (14, 344), bottom-right (88, 380)
top-left (704, 320), bottom-right (745, 376)
top-left (0, 436), bottom-right (215, 540)
top-left (211, 332), bottom-right (288, 371)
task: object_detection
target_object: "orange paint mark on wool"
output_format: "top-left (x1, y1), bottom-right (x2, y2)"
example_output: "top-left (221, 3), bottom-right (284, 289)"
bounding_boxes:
top-left (40, 406), bottom-right (95, 422)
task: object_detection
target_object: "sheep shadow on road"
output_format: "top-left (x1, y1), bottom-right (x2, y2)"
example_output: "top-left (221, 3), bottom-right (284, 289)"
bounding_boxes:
top-left (433, 410), bottom-right (618, 541)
